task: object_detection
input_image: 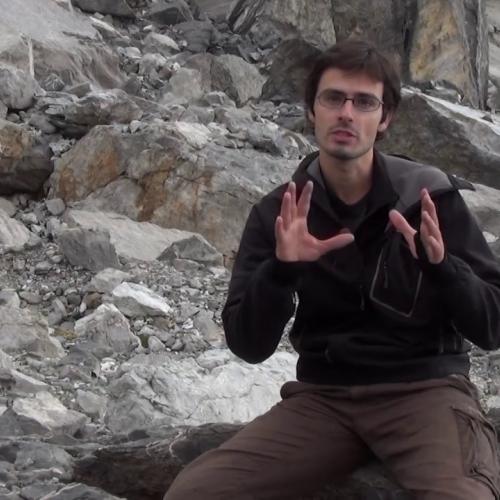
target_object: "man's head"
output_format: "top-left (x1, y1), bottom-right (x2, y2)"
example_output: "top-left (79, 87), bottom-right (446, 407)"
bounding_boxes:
top-left (304, 39), bottom-right (401, 162)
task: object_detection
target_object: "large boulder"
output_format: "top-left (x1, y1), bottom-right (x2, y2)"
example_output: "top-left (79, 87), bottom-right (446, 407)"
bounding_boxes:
top-left (380, 88), bottom-right (500, 188)
top-left (49, 123), bottom-right (298, 258)
top-left (487, 0), bottom-right (500, 109)
top-left (0, 119), bottom-right (53, 195)
top-left (72, 0), bottom-right (136, 18)
top-left (0, 0), bottom-right (124, 88)
top-left (331, 0), bottom-right (489, 109)
top-left (228, 0), bottom-right (336, 50)
top-left (0, 64), bottom-right (39, 110)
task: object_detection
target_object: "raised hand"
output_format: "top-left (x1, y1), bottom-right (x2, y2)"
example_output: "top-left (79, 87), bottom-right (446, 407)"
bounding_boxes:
top-left (275, 180), bottom-right (355, 262)
top-left (389, 188), bottom-right (445, 264)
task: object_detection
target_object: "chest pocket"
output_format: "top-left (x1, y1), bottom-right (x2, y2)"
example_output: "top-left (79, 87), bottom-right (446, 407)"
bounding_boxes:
top-left (369, 234), bottom-right (426, 321)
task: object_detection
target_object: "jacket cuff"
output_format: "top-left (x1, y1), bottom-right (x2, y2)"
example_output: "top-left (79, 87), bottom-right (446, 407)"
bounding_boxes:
top-left (262, 257), bottom-right (305, 288)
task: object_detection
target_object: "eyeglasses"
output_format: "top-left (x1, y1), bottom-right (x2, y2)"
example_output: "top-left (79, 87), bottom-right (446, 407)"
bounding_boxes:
top-left (316, 90), bottom-right (383, 112)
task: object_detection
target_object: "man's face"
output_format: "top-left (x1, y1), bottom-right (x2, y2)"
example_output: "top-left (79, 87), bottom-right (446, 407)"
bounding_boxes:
top-left (308, 68), bottom-right (391, 162)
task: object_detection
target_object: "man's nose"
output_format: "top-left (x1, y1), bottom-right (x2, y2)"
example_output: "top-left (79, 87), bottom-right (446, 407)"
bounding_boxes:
top-left (338, 98), bottom-right (355, 119)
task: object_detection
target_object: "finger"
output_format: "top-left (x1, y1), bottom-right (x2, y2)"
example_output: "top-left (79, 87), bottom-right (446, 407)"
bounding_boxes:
top-left (280, 189), bottom-right (292, 230)
top-left (426, 235), bottom-right (444, 264)
top-left (389, 209), bottom-right (417, 258)
top-left (274, 215), bottom-right (283, 240)
top-left (297, 181), bottom-right (313, 218)
top-left (421, 189), bottom-right (439, 228)
top-left (421, 211), bottom-right (442, 241)
top-left (289, 181), bottom-right (298, 220)
top-left (318, 232), bottom-right (355, 253)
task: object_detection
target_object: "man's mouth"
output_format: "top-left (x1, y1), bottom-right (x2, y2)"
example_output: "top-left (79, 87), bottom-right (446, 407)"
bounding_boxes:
top-left (331, 129), bottom-right (357, 140)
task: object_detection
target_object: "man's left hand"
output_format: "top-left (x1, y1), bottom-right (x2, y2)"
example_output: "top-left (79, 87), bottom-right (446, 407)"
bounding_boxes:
top-left (389, 188), bottom-right (445, 264)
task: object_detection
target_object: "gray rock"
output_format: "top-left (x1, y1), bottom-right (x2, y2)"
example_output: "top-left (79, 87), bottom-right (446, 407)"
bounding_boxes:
top-left (0, 120), bottom-right (53, 195)
top-left (166, 68), bottom-right (204, 103)
top-left (15, 442), bottom-right (74, 479)
top-left (0, 210), bottom-right (33, 251)
top-left (57, 227), bottom-right (122, 272)
top-left (73, 0), bottom-right (135, 18)
top-left (6, 368), bottom-right (49, 395)
top-left (144, 32), bottom-right (180, 55)
top-left (111, 282), bottom-right (172, 317)
top-left (159, 234), bottom-right (223, 266)
top-left (174, 20), bottom-right (218, 53)
top-left (190, 0), bottom-right (234, 22)
top-left (40, 483), bottom-right (126, 499)
top-left (0, 290), bottom-right (20, 309)
top-left (65, 82), bottom-right (92, 98)
top-left (0, 0), bottom-right (124, 89)
top-left (0, 65), bottom-right (39, 110)
top-left (45, 198), bottom-right (65, 216)
top-left (27, 114), bottom-right (58, 134)
top-left (76, 389), bottom-right (107, 420)
top-left (64, 209), bottom-right (206, 262)
top-left (0, 100), bottom-right (6, 119)
top-left (11, 392), bottom-right (88, 436)
top-left (262, 39), bottom-right (322, 103)
top-left (147, 0), bottom-right (194, 25)
top-left (380, 88), bottom-right (500, 188)
top-left (211, 54), bottom-right (265, 105)
top-left (147, 335), bottom-right (165, 352)
top-left (75, 304), bottom-right (139, 353)
top-left (87, 268), bottom-right (132, 294)
top-left (229, 0), bottom-right (336, 50)
top-left (40, 73), bottom-right (66, 92)
top-left (192, 309), bottom-right (224, 346)
top-left (0, 306), bottom-right (64, 358)
top-left (0, 348), bottom-right (13, 370)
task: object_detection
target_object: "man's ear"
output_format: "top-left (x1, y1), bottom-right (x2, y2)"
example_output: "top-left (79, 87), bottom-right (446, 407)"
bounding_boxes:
top-left (307, 109), bottom-right (315, 125)
top-left (378, 110), bottom-right (393, 133)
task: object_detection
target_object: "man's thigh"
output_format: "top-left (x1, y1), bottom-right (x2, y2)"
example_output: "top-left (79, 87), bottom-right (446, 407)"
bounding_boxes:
top-left (164, 381), bottom-right (371, 500)
top-left (359, 375), bottom-right (500, 500)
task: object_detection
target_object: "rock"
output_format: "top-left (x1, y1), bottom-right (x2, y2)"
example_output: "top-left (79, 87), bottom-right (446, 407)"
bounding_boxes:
top-left (0, 306), bottom-right (64, 358)
top-left (0, 0), bottom-right (124, 89)
top-left (409, 0), bottom-right (489, 109)
top-left (144, 32), bottom-right (180, 54)
top-left (87, 268), bottom-right (132, 294)
top-left (76, 389), bottom-right (108, 420)
top-left (0, 198), bottom-right (16, 217)
top-left (49, 126), bottom-right (127, 201)
top-left (164, 68), bottom-right (204, 103)
top-left (162, 121), bottom-right (212, 148)
top-left (48, 89), bottom-right (143, 136)
top-left (488, 0), bottom-right (500, 110)
top-left (261, 39), bottom-right (322, 103)
top-left (75, 304), bottom-right (139, 353)
top-left (64, 209), bottom-right (208, 262)
top-left (0, 209), bottom-right (33, 251)
top-left (41, 73), bottom-right (66, 92)
top-left (0, 65), bottom-right (39, 110)
top-left (228, 0), bottom-right (336, 50)
top-left (57, 227), bottom-right (122, 272)
top-left (45, 198), bottom-right (66, 216)
top-left (72, 0), bottom-right (136, 18)
top-left (0, 290), bottom-right (20, 309)
top-left (0, 348), bottom-right (13, 370)
top-left (159, 234), bottom-right (223, 266)
top-left (190, 0), bottom-right (234, 22)
top-left (211, 54), bottom-right (265, 105)
top-left (41, 483), bottom-right (126, 499)
top-left (65, 82), bottom-right (92, 98)
top-left (380, 88), bottom-right (500, 189)
top-left (0, 100), bottom-right (6, 119)
top-left (6, 368), bottom-right (49, 395)
top-left (0, 120), bottom-right (53, 195)
top-left (9, 391), bottom-right (88, 436)
top-left (147, 0), bottom-right (194, 25)
top-left (174, 20), bottom-right (218, 53)
top-left (111, 282), bottom-right (172, 317)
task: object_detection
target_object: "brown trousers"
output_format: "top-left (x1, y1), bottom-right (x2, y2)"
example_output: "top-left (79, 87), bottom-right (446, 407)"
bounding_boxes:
top-left (164, 375), bottom-right (500, 500)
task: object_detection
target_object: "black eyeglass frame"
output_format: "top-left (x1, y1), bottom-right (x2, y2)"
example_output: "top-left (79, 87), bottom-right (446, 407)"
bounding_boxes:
top-left (315, 90), bottom-right (384, 112)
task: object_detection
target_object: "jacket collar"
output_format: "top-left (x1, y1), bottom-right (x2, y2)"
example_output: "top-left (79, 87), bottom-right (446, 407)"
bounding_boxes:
top-left (291, 149), bottom-right (399, 221)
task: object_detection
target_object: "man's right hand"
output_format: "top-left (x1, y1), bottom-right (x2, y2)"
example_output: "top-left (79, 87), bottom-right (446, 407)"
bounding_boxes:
top-left (275, 180), bottom-right (355, 262)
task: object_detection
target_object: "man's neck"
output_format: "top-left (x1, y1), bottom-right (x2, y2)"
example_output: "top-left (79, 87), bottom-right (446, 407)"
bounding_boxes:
top-left (318, 149), bottom-right (374, 205)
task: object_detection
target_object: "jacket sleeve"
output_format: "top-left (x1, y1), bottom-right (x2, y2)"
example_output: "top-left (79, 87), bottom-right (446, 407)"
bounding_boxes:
top-left (221, 204), bottom-right (303, 363)
top-left (423, 190), bottom-right (500, 350)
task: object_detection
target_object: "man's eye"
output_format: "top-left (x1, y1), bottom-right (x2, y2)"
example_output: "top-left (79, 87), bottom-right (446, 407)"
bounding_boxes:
top-left (325, 92), bottom-right (345, 104)
top-left (356, 95), bottom-right (376, 108)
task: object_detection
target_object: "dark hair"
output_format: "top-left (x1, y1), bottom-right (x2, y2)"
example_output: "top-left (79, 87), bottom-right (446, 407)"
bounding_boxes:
top-left (304, 39), bottom-right (401, 137)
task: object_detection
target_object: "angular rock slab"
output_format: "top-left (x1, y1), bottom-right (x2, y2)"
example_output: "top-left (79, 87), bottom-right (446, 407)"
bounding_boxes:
top-left (73, 0), bottom-right (136, 18)
top-left (380, 88), bottom-right (500, 189)
top-left (0, 120), bottom-right (53, 195)
top-left (0, 0), bottom-right (124, 88)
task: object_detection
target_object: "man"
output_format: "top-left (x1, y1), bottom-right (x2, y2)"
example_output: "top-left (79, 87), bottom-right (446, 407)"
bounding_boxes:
top-left (165, 39), bottom-right (500, 499)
